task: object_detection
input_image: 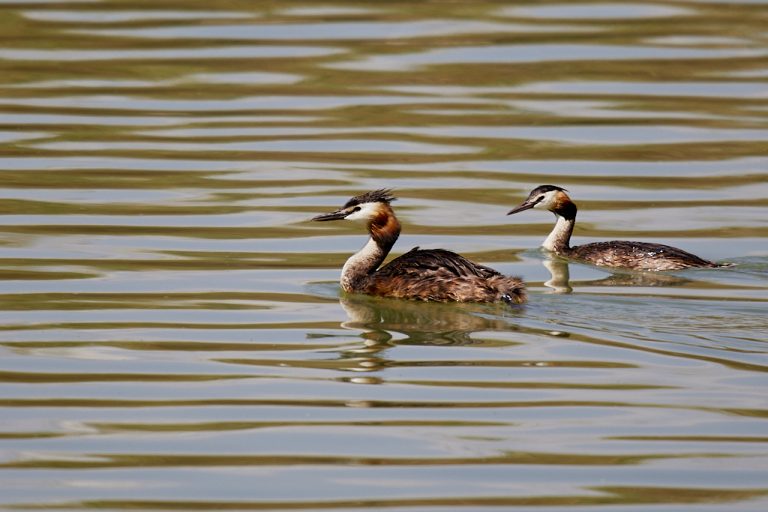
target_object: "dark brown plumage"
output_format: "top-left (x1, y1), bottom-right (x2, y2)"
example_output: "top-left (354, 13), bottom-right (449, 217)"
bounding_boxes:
top-left (567, 240), bottom-right (719, 270)
top-left (508, 185), bottom-right (727, 271)
top-left (366, 247), bottom-right (525, 303)
top-left (313, 190), bottom-right (526, 304)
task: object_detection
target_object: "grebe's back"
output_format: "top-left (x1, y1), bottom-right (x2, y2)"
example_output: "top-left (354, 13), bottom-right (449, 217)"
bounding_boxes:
top-left (368, 247), bottom-right (525, 304)
top-left (569, 240), bottom-right (721, 271)
top-left (313, 189), bottom-right (526, 304)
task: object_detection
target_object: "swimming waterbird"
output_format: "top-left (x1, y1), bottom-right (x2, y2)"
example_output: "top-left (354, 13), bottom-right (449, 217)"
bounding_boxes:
top-left (313, 189), bottom-right (526, 303)
top-left (507, 185), bottom-right (726, 271)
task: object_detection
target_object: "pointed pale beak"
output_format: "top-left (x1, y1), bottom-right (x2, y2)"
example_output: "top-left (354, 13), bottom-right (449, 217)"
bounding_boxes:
top-left (507, 201), bottom-right (535, 216)
top-left (312, 209), bottom-right (348, 222)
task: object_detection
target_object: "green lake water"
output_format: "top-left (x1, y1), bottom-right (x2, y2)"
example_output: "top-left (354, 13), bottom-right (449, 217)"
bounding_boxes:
top-left (1, 0), bottom-right (767, 510)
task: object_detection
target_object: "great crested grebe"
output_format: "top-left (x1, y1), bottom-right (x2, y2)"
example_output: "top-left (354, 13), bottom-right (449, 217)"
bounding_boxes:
top-left (312, 189), bottom-right (526, 304)
top-left (507, 185), bottom-right (726, 271)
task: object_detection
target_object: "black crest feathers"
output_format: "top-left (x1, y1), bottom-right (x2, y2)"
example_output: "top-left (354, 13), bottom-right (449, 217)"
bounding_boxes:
top-left (344, 189), bottom-right (396, 208)
top-left (530, 184), bottom-right (567, 196)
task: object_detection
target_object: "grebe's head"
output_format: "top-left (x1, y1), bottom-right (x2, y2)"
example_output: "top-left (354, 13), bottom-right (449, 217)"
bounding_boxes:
top-left (312, 189), bottom-right (396, 222)
top-left (508, 185), bottom-right (570, 216)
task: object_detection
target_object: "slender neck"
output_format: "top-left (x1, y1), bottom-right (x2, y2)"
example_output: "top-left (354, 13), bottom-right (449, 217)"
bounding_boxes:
top-left (340, 207), bottom-right (400, 293)
top-left (542, 201), bottom-right (576, 254)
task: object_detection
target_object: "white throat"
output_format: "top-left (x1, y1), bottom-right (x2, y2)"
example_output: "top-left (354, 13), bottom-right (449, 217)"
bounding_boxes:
top-left (340, 237), bottom-right (383, 292)
top-left (542, 214), bottom-right (573, 253)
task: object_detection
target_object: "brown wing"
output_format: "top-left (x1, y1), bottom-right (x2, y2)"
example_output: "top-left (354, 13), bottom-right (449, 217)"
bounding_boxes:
top-left (361, 248), bottom-right (525, 303)
top-left (380, 247), bottom-right (501, 278)
top-left (571, 241), bottom-right (719, 271)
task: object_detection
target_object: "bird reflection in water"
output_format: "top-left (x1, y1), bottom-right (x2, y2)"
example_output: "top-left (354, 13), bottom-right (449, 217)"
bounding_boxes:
top-left (335, 294), bottom-right (521, 380)
top-left (542, 254), bottom-right (692, 294)
top-left (542, 256), bottom-right (573, 294)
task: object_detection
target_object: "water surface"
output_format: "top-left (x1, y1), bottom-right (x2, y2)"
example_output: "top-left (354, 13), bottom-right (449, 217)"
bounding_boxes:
top-left (1, 0), bottom-right (767, 510)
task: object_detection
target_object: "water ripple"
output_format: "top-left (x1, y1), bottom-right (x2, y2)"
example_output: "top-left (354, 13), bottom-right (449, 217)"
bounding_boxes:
top-left (0, 0), bottom-right (767, 510)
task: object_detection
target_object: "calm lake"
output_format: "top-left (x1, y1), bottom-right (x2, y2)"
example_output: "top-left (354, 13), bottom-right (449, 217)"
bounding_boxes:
top-left (1, 0), bottom-right (767, 510)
